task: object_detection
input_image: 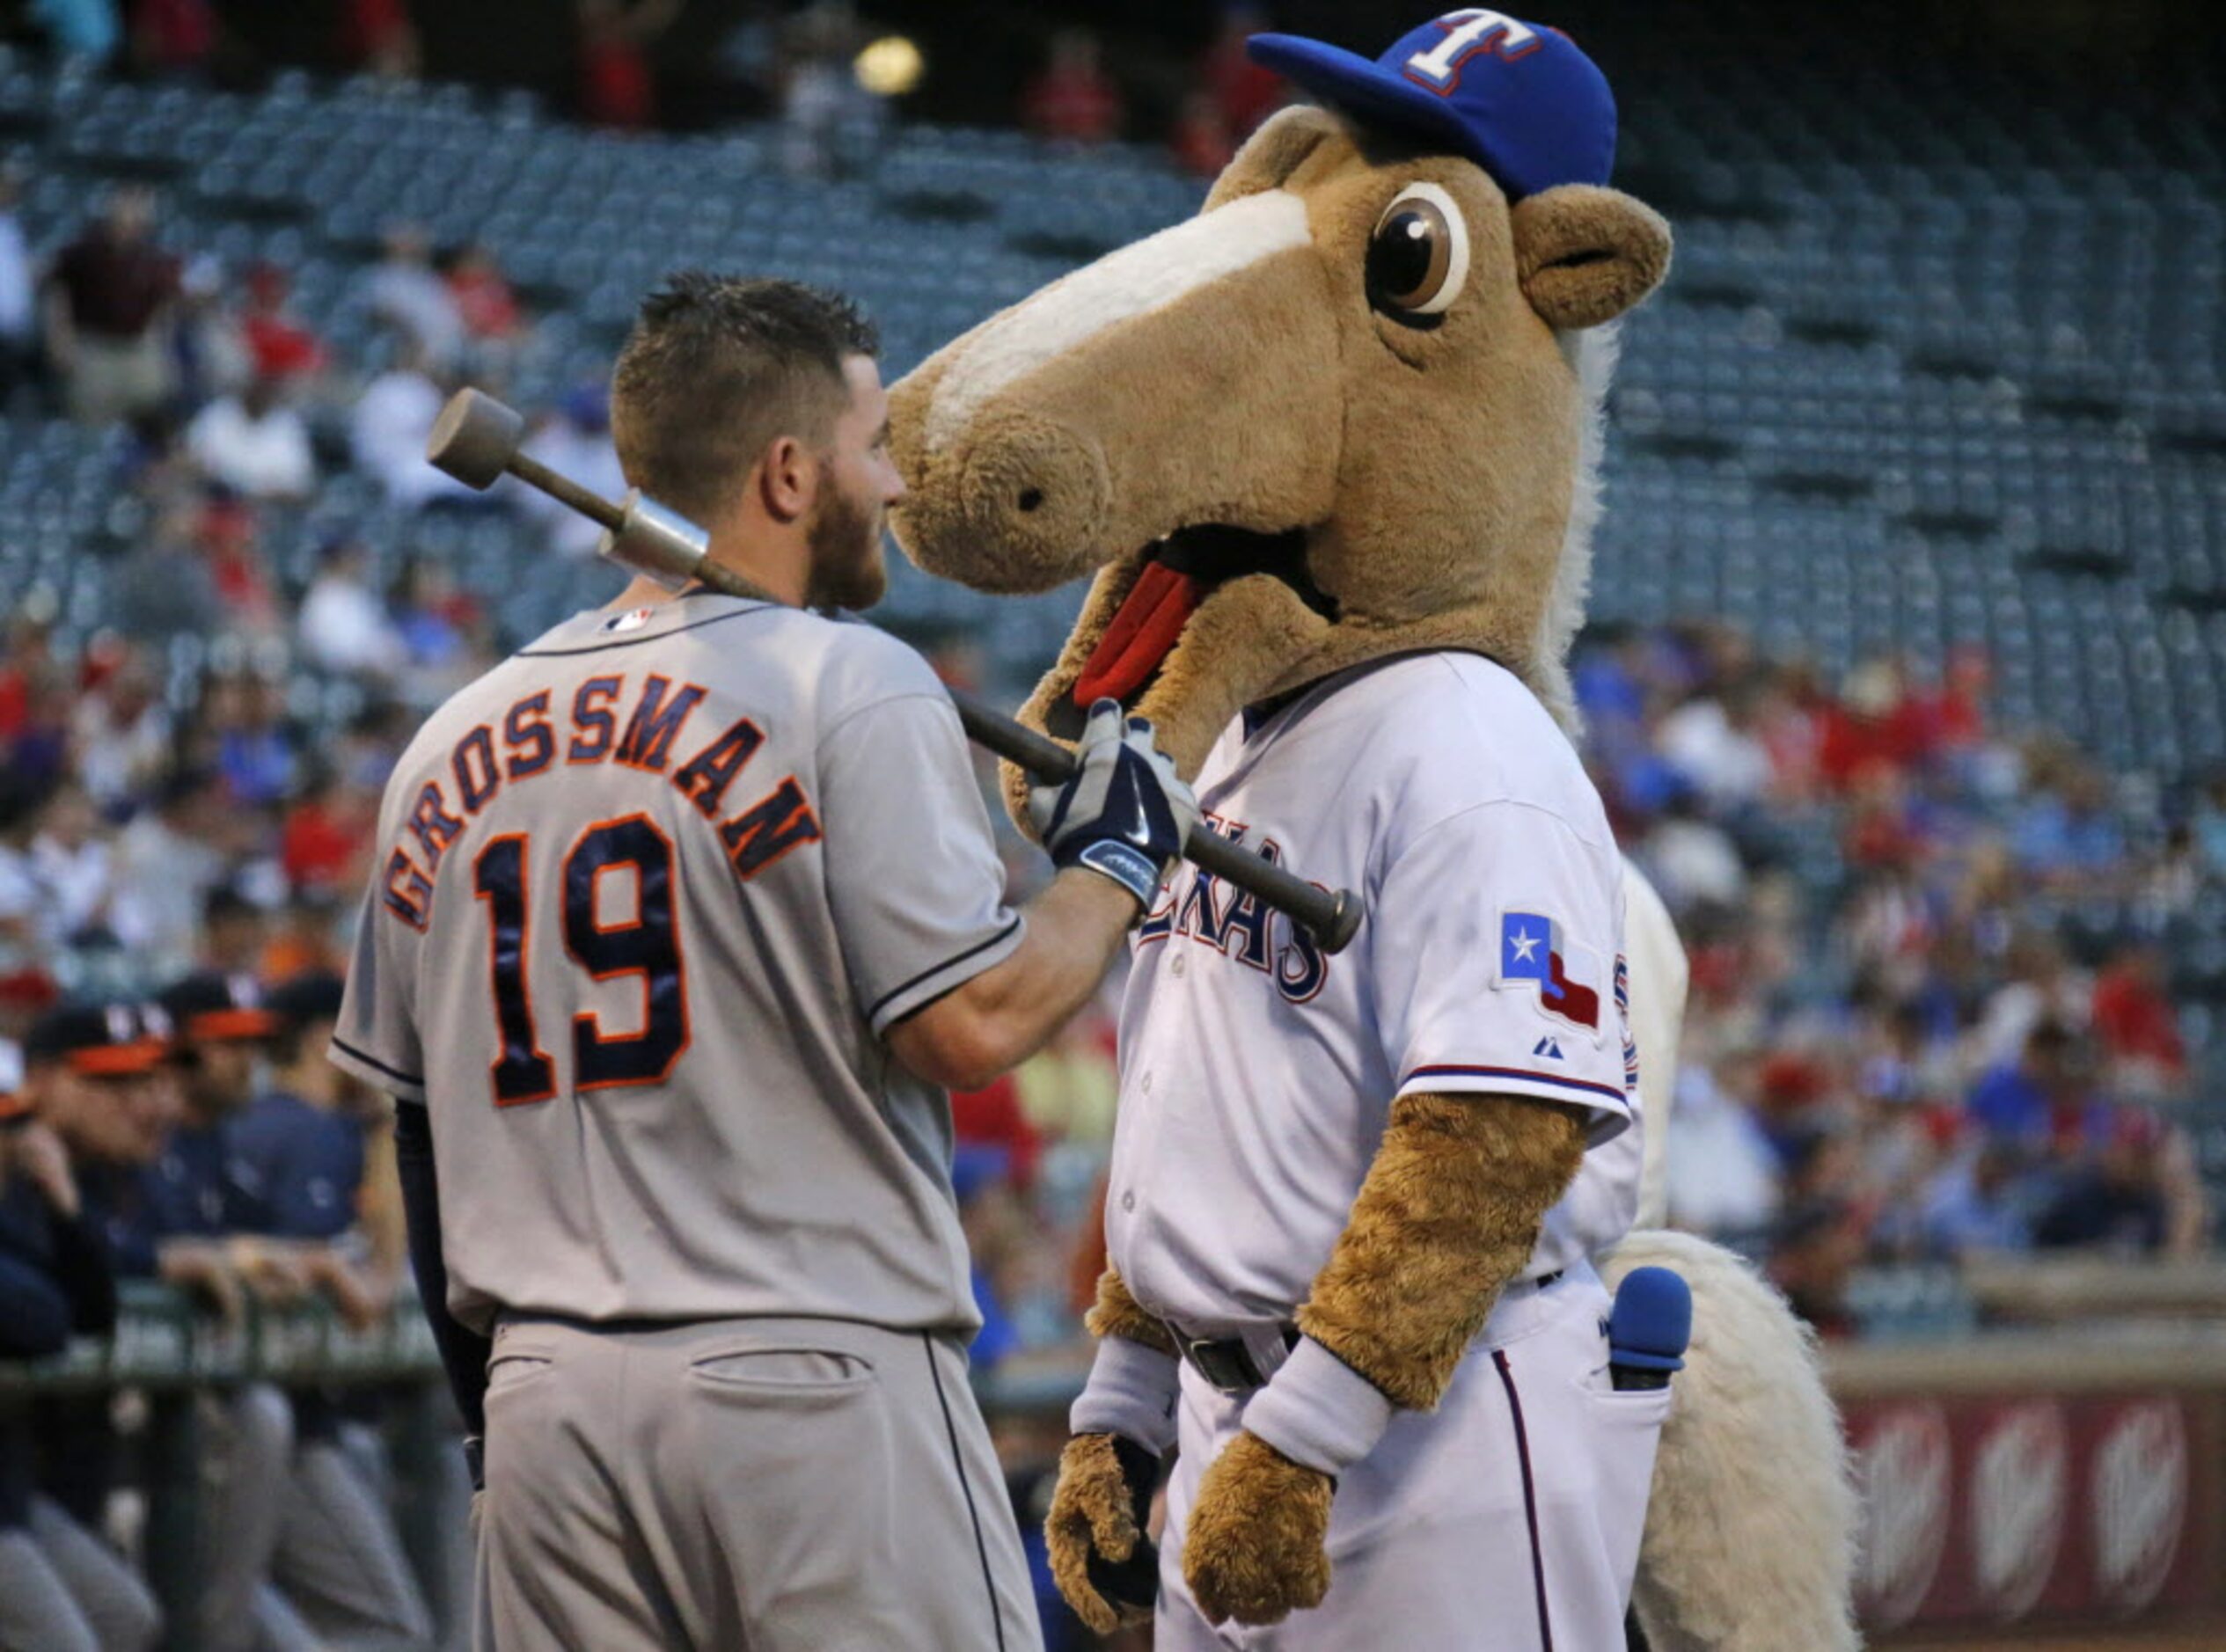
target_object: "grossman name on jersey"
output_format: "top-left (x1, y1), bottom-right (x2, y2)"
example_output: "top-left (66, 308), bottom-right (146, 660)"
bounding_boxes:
top-left (377, 671), bottom-right (821, 930)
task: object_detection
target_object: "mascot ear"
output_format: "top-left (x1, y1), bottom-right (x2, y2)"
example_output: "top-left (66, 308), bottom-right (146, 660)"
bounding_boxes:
top-left (1512, 185), bottom-right (1672, 331)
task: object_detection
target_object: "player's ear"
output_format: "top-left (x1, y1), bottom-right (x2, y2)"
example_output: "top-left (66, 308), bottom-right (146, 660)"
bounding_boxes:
top-left (758, 435), bottom-right (815, 523)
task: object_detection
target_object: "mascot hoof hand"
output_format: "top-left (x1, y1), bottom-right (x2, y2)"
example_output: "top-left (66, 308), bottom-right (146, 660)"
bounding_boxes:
top-left (1046, 1433), bottom-right (1160, 1633)
top-left (1183, 1429), bottom-right (1334, 1626)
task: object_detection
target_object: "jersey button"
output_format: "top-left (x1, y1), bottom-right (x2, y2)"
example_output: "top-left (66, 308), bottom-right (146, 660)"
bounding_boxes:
top-left (1170, 954), bottom-right (1188, 977)
top-left (1121, 1190), bottom-right (1136, 1212)
top-left (1140, 1071), bottom-right (1153, 1094)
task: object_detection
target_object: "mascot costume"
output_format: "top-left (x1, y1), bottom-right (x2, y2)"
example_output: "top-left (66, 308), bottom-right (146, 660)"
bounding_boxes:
top-left (890, 13), bottom-right (1859, 1649)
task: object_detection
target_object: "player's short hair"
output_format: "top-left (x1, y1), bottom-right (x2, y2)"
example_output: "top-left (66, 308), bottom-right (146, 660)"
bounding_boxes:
top-left (611, 272), bottom-right (880, 527)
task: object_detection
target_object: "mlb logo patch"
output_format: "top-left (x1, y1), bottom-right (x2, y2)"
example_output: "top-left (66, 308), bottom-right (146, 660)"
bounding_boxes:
top-left (1496, 910), bottom-right (1602, 1036)
top-left (602, 606), bottom-right (655, 634)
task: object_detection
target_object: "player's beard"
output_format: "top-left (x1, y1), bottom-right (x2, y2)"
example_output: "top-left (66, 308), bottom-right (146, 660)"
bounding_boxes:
top-left (802, 460), bottom-right (887, 613)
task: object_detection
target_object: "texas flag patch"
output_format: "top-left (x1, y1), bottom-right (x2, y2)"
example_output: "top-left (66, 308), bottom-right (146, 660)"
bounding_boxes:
top-left (1497, 910), bottom-right (1600, 1032)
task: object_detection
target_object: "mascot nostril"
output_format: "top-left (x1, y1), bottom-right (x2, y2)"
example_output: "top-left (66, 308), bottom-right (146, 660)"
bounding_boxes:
top-left (895, 11), bottom-right (1858, 1649)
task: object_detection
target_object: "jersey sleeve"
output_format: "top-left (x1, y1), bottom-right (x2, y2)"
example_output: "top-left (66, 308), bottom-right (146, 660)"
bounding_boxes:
top-left (1373, 801), bottom-right (1631, 1142)
top-left (329, 880), bottom-right (428, 1103)
top-left (818, 691), bottom-right (1023, 1035)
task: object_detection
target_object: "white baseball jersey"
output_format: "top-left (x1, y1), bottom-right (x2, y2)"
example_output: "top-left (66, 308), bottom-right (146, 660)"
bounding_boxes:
top-left (330, 592), bottom-right (1021, 1337)
top-left (1106, 651), bottom-right (1641, 1334)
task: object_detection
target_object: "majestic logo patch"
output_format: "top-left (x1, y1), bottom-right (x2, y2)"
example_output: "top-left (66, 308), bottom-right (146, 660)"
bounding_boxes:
top-left (1497, 910), bottom-right (1600, 1031)
top-left (1531, 1035), bottom-right (1564, 1062)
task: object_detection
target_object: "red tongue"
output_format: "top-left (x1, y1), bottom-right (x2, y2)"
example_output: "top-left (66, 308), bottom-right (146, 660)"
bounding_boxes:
top-left (1073, 560), bottom-right (1203, 708)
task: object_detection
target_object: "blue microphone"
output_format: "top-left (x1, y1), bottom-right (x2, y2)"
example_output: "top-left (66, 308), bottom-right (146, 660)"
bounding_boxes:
top-left (1607, 1267), bottom-right (1691, 1393)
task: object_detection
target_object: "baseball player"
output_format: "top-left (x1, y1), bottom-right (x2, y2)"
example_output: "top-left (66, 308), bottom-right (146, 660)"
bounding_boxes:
top-left (1063, 651), bottom-right (1668, 1649)
top-left (0, 1019), bottom-right (164, 1652)
top-left (329, 273), bottom-right (1199, 1651)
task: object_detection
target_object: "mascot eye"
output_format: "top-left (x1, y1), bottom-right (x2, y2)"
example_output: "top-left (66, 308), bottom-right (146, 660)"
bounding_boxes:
top-left (1366, 182), bottom-right (1470, 321)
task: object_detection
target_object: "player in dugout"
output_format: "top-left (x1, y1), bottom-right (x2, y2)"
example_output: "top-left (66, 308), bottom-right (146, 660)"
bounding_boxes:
top-left (1, 1007), bottom-right (167, 1652)
top-left (331, 273), bottom-right (1199, 1650)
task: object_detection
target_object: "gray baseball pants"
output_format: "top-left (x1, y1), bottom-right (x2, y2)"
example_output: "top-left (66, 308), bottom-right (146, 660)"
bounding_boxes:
top-left (476, 1313), bottom-right (1040, 1652)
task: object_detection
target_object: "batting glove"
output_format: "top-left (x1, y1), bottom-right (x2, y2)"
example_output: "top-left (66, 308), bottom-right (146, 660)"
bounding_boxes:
top-left (1029, 699), bottom-right (1198, 910)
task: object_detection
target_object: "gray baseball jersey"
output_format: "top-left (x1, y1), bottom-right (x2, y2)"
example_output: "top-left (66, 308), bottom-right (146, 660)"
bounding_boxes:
top-left (330, 592), bottom-right (1021, 1338)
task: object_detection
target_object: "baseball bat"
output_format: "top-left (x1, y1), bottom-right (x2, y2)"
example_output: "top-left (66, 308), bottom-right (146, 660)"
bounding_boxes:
top-left (427, 388), bottom-right (1365, 954)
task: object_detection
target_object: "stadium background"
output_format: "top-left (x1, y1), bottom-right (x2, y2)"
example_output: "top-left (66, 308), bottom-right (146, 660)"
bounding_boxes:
top-left (2, 0), bottom-right (2224, 1646)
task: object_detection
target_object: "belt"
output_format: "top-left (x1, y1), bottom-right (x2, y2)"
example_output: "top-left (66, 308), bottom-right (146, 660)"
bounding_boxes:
top-left (1173, 1270), bottom-right (1567, 1397)
top-left (1178, 1325), bottom-right (1301, 1395)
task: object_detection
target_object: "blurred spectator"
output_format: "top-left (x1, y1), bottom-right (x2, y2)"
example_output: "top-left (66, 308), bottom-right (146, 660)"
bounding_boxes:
top-left (1919, 1139), bottom-right (2032, 1258)
top-left (1170, 88), bottom-right (1236, 178)
top-left (2012, 752), bottom-right (2125, 886)
top-left (1023, 28), bottom-right (1123, 144)
top-left (2090, 940), bottom-right (2187, 1099)
top-left (1966, 1019), bottom-right (2098, 1152)
top-left (0, 169), bottom-right (33, 404)
top-left (361, 226), bottom-right (462, 369)
top-left (1766, 1201), bottom-right (1862, 1339)
top-left (41, 187), bottom-right (179, 425)
top-left (70, 641), bottom-right (172, 813)
top-left (953, 1074), bottom-right (1043, 1192)
top-left (773, 3), bottom-right (886, 178)
top-left (299, 539), bottom-right (406, 680)
top-left (351, 338), bottom-right (472, 507)
top-left (1969, 930), bottom-right (2088, 1073)
top-left (186, 374), bottom-right (316, 501)
top-left (111, 498), bottom-right (226, 646)
top-left (28, 782), bottom-right (117, 947)
top-left (172, 252), bottom-right (249, 407)
top-left (0, 786), bottom-right (46, 956)
top-left (30, 0), bottom-right (121, 63)
top-left (1658, 676), bottom-right (1773, 811)
top-left (198, 884), bottom-right (267, 977)
top-left (389, 554), bottom-right (488, 699)
top-left (195, 492), bottom-right (282, 633)
top-left (336, 0), bottom-right (420, 77)
top-left (205, 662), bottom-right (296, 808)
top-left (445, 242), bottom-right (527, 347)
top-left (279, 766), bottom-right (376, 897)
top-left (518, 384), bottom-right (625, 558)
top-left (1201, 3), bottom-right (1284, 138)
top-left (238, 262), bottom-right (329, 386)
top-left (1638, 792), bottom-right (1746, 911)
top-left (1014, 1012), bottom-right (1118, 1145)
top-left (108, 766), bottom-right (232, 972)
top-left (577, 0), bottom-right (680, 129)
top-left (128, 0), bottom-right (217, 75)
top-left (1664, 1056), bottom-right (1783, 1236)
top-left (2033, 1109), bottom-right (2171, 1255)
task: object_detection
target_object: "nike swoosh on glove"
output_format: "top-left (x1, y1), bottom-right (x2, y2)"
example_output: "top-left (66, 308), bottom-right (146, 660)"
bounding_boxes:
top-left (1029, 698), bottom-right (1200, 908)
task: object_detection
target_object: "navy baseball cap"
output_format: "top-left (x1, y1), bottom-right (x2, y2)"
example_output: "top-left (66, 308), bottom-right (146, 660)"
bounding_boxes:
top-left (1248, 11), bottom-right (1615, 201)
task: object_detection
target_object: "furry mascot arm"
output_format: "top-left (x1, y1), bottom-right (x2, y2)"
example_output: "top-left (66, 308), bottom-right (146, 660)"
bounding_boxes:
top-left (1183, 1093), bottom-right (1589, 1627)
top-left (1046, 1263), bottom-right (1183, 1633)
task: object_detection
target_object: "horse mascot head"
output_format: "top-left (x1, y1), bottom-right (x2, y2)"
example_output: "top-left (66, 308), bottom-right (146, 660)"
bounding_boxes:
top-left (894, 13), bottom-right (1858, 1648)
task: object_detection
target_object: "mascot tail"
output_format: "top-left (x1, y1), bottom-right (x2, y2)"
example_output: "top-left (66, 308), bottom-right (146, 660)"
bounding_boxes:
top-left (1601, 1230), bottom-right (1863, 1651)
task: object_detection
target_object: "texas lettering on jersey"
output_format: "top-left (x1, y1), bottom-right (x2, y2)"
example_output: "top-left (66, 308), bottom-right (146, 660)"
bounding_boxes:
top-left (1137, 813), bottom-right (1329, 1002)
top-left (377, 671), bottom-right (820, 930)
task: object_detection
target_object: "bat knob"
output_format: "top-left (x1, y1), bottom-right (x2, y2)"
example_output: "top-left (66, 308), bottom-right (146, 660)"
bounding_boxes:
top-left (428, 389), bottom-right (525, 490)
top-left (1316, 888), bottom-right (1364, 954)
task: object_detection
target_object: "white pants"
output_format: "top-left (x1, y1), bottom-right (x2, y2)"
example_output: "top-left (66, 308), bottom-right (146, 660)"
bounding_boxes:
top-left (1158, 1262), bottom-right (1669, 1651)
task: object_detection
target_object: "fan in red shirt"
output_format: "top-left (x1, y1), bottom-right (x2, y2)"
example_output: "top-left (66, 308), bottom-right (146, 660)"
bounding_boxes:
top-left (2091, 941), bottom-right (2188, 1096)
top-left (1023, 29), bottom-right (1124, 144)
top-left (444, 244), bottom-right (526, 343)
top-left (239, 263), bottom-right (328, 383)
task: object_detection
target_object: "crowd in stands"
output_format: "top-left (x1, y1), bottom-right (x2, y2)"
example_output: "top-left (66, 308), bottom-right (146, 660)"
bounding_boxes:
top-left (1576, 623), bottom-right (2217, 1335)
